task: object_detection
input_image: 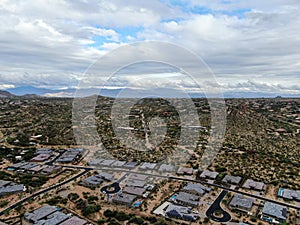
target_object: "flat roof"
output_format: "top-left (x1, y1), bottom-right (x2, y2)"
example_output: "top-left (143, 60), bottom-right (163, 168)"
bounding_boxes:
top-left (158, 163), bottom-right (174, 172)
top-left (222, 175), bottom-right (242, 184)
top-left (123, 186), bottom-right (146, 196)
top-left (242, 179), bottom-right (265, 190)
top-left (139, 162), bottom-right (157, 170)
top-left (112, 193), bottom-right (136, 205)
top-left (262, 202), bottom-right (287, 221)
top-left (24, 205), bottom-right (58, 223)
top-left (280, 188), bottom-right (300, 200)
top-left (59, 216), bottom-right (87, 225)
top-left (37, 211), bottom-right (69, 225)
top-left (229, 194), bottom-right (254, 210)
top-left (199, 170), bottom-right (219, 179)
top-left (182, 183), bottom-right (211, 195)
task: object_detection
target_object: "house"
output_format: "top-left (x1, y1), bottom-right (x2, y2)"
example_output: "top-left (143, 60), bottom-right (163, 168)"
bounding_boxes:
top-left (112, 193), bottom-right (136, 206)
top-left (28, 165), bottom-right (48, 174)
top-left (80, 175), bottom-right (104, 188)
top-left (175, 192), bottom-right (200, 207)
top-left (0, 221), bottom-right (8, 225)
top-left (222, 175), bottom-right (242, 185)
top-left (123, 161), bottom-right (138, 169)
top-left (40, 166), bottom-right (61, 175)
top-left (176, 167), bottom-right (194, 175)
top-left (56, 148), bottom-right (83, 163)
top-left (229, 194), bottom-right (254, 211)
top-left (35, 148), bottom-right (53, 155)
top-left (128, 173), bottom-right (148, 181)
top-left (125, 179), bottom-right (147, 188)
top-left (182, 183), bottom-right (211, 196)
top-left (139, 162), bottom-right (157, 170)
top-left (88, 159), bottom-right (104, 166)
top-left (199, 170), bottom-right (219, 179)
top-left (59, 216), bottom-right (87, 225)
top-left (34, 211), bottom-right (69, 225)
top-left (23, 204), bottom-right (87, 225)
top-left (278, 188), bottom-right (300, 201)
top-left (165, 204), bottom-right (197, 222)
top-left (98, 159), bottom-right (115, 167)
top-left (97, 172), bottom-right (114, 182)
top-left (158, 164), bottom-right (174, 173)
top-left (242, 179), bottom-right (265, 191)
top-left (111, 160), bottom-right (126, 168)
top-left (24, 205), bottom-right (58, 224)
top-left (262, 202), bottom-right (287, 222)
top-left (30, 153), bottom-right (51, 162)
top-left (0, 180), bottom-right (25, 196)
top-left (123, 186), bottom-right (146, 197)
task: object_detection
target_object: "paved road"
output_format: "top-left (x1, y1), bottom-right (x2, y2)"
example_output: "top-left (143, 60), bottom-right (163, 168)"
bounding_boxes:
top-left (58, 164), bottom-right (300, 210)
top-left (100, 182), bottom-right (121, 194)
top-left (206, 190), bottom-right (231, 222)
top-left (0, 168), bottom-right (90, 216)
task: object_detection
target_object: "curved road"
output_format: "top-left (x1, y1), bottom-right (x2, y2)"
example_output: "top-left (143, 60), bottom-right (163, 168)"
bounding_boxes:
top-left (100, 182), bottom-right (121, 194)
top-left (0, 168), bottom-right (91, 216)
top-left (206, 190), bottom-right (231, 222)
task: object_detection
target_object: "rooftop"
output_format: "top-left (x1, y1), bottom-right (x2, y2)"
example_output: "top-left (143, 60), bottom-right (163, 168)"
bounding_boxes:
top-left (165, 204), bottom-right (197, 222)
top-left (177, 167), bottom-right (194, 175)
top-left (182, 183), bottom-right (211, 195)
top-left (112, 193), bottom-right (136, 205)
top-left (229, 194), bottom-right (254, 211)
top-left (59, 216), bottom-right (87, 225)
top-left (175, 191), bottom-right (199, 207)
top-left (242, 179), bottom-right (265, 191)
top-left (139, 162), bottom-right (157, 170)
top-left (158, 163), bottom-right (174, 172)
top-left (279, 188), bottom-right (300, 201)
top-left (199, 170), bottom-right (219, 179)
top-left (123, 186), bottom-right (146, 196)
top-left (24, 205), bottom-right (58, 223)
top-left (262, 202), bottom-right (287, 221)
top-left (222, 175), bottom-right (242, 185)
top-left (36, 211), bottom-right (69, 225)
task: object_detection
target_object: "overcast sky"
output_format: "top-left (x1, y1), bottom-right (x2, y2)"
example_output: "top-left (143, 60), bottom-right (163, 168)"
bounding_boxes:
top-left (0, 0), bottom-right (299, 96)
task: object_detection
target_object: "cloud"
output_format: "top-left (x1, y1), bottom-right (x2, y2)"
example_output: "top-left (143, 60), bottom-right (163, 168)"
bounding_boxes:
top-left (0, 0), bottom-right (299, 95)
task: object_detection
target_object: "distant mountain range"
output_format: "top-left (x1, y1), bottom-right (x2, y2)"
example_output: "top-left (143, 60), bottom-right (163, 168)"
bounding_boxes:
top-left (2, 86), bottom-right (300, 98)
top-left (0, 90), bottom-right (15, 98)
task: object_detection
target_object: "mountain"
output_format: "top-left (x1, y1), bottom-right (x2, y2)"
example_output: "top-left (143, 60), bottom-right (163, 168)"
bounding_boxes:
top-left (0, 90), bottom-right (15, 98)
top-left (5, 86), bottom-right (300, 98)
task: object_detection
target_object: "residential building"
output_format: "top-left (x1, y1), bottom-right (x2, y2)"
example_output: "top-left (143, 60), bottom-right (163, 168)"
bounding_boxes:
top-left (0, 180), bottom-right (25, 196)
top-left (30, 153), bottom-right (51, 162)
top-left (123, 186), bottom-right (146, 197)
top-left (175, 192), bottom-right (200, 207)
top-left (59, 216), bottom-right (87, 225)
top-left (229, 194), bottom-right (254, 211)
top-left (139, 162), bottom-right (157, 170)
top-left (199, 170), bottom-right (219, 179)
top-left (182, 183), bottom-right (211, 196)
top-left (23, 204), bottom-right (87, 225)
top-left (158, 164), bottom-right (174, 172)
top-left (262, 202), bottom-right (287, 222)
top-left (242, 179), bottom-right (265, 191)
top-left (222, 175), bottom-right (242, 185)
top-left (176, 167), bottom-right (194, 175)
top-left (165, 204), bottom-right (197, 222)
top-left (278, 188), bottom-right (300, 201)
top-left (80, 175), bottom-right (104, 188)
top-left (112, 193), bottom-right (136, 206)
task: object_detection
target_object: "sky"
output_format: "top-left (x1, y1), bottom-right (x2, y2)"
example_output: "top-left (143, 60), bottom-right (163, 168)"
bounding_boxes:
top-left (0, 0), bottom-right (299, 96)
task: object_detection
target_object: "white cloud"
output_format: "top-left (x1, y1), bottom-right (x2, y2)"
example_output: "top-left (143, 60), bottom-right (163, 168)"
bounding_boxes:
top-left (0, 0), bottom-right (299, 95)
